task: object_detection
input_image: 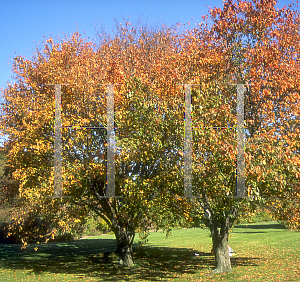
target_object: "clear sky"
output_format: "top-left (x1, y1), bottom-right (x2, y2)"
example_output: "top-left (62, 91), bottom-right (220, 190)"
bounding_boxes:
top-left (0, 0), bottom-right (295, 145)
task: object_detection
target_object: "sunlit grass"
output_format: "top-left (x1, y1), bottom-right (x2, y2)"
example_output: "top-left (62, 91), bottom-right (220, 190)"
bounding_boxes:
top-left (0, 221), bottom-right (299, 281)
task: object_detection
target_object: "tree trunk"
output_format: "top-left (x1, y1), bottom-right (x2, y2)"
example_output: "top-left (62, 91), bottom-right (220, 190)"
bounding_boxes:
top-left (89, 175), bottom-right (136, 267)
top-left (112, 224), bottom-right (135, 267)
top-left (210, 225), bottom-right (232, 274)
top-left (201, 193), bottom-right (239, 274)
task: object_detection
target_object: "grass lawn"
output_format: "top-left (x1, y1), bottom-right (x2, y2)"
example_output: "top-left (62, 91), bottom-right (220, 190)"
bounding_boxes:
top-left (0, 221), bottom-right (299, 281)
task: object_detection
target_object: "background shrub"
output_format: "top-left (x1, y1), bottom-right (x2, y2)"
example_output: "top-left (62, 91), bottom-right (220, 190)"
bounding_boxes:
top-left (235, 207), bottom-right (274, 224)
top-left (83, 213), bottom-right (111, 237)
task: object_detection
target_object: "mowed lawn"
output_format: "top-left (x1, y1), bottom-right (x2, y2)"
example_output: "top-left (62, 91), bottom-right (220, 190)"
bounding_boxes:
top-left (0, 221), bottom-right (299, 281)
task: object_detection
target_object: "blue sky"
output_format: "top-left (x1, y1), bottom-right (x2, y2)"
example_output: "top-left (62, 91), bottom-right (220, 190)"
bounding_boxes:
top-left (0, 0), bottom-right (295, 145)
top-left (0, 0), bottom-right (225, 94)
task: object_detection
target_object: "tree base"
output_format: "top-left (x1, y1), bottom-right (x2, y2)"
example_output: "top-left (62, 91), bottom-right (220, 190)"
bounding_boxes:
top-left (209, 267), bottom-right (232, 275)
top-left (118, 255), bottom-right (134, 267)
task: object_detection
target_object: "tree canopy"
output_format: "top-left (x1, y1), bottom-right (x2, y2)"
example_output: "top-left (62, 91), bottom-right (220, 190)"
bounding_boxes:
top-left (0, 0), bottom-right (299, 272)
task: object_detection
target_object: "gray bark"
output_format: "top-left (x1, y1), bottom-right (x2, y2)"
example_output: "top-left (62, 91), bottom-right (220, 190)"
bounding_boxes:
top-left (112, 222), bottom-right (135, 267)
top-left (200, 195), bottom-right (239, 274)
top-left (210, 224), bottom-right (232, 274)
top-left (88, 175), bottom-right (136, 267)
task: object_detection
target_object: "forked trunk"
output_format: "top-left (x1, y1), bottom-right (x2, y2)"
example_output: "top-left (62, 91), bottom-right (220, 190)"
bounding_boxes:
top-left (112, 224), bottom-right (135, 267)
top-left (210, 222), bottom-right (232, 274)
top-left (211, 234), bottom-right (231, 274)
top-left (89, 176), bottom-right (135, 267)
top-left (202, 198), bottom-right (238, 275)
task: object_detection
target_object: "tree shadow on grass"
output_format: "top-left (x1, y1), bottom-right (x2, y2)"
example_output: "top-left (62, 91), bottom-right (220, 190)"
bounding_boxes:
top-left (233, 223), bottom-right (287, 230)
top-left (0, 238), bottom-right (263, 281)
top-left (235, 231), bottom-right (267, 234)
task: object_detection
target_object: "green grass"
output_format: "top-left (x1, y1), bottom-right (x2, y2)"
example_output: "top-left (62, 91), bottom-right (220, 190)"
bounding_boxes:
top-left (0, 221), bottom-right (299, 281)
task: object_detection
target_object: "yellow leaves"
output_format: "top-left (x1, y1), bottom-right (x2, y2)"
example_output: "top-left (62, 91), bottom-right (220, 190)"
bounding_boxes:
top-left (124, 178), bottom-right (132, 184)
top-left (68, 175), bottom-right (75, 181)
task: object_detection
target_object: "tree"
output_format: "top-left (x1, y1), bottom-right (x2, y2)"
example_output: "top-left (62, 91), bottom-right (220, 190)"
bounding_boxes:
top-left (169, 0), bottom-right (300, 274)
top-left (90, 22), bottom-right (197, 264)
top-left (0, 26), bottom-right (192, 267)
